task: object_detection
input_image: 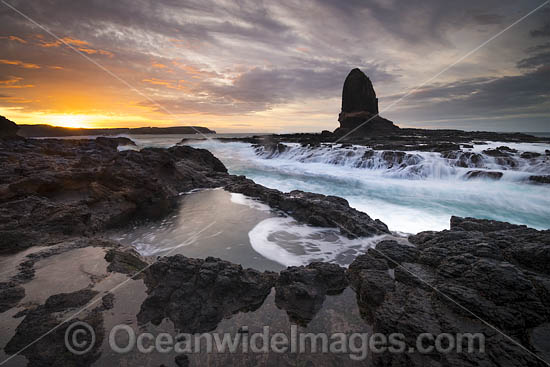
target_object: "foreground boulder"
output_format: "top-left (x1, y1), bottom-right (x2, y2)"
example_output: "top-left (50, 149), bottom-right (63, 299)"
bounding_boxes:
top-left (0, 137), bottom-right (227, 253)
top-left (349, 216), bottom-right (550, 366)
top-left (4, 289), bottom-right (105, 367)
top-left (138, 255), bottom-right (277, 333)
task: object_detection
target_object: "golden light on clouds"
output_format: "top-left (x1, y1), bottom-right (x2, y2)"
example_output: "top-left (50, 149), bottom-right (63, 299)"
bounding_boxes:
top-left (0, 59), bottom-right (41, 69)
top-left (0, 76), bottom-right (35, 88)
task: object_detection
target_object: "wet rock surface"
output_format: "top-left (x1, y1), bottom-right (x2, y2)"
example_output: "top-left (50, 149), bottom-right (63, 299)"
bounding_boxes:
top-left (4, 289), bottom-right (105, 367)
top-left (349, 216), bottom-right (550, 366)
top-left (225, 176), bottom-right (390, 237)
top-left (104, 248), bottom-right (149, 276)
top-left (0, 137), bottom-right (227, 253)
top-left (275, 262), bottom-right (348, 326)
top-left (529, 175), bottom-right (550, 184)
top-left (464, 170), bottom-right (503, 180)
top-left (0, 282), bottom-right (25, 313)
top-left (138, 255), bottom-right (278, 333)
top-left (213, 130), bottom-right (550, 152)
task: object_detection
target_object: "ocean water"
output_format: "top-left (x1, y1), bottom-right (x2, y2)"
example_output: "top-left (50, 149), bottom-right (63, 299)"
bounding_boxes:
top-left (118, 135), bottom-right (550, 234)
top-left (112, 188), bottom-right (392, 269)
top-left (69, 132), bottom-right (549, 267)
top-left (183, 139), bottom-right (550, 234)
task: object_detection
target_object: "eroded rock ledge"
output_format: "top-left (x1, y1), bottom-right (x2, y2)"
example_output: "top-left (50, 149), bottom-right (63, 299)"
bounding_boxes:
top-left (349, 216), bottom-right (550, 366)
top-left (225, 177), bottom-right (390, 237)
top-left (0, 137), bottom-right (227, 253)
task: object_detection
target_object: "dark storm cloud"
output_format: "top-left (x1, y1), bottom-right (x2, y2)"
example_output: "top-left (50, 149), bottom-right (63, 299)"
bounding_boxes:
top-left (385, 66), bottom-right (550, 129)
top-left (517, 50), bottom-right (550, 69)
top-left (530, 9), bottom-right (550, 37)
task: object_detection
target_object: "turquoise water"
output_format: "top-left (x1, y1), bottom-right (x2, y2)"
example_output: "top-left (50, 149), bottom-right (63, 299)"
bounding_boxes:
top-left (186, 140), bottom-right (550, 233)
top-left (119, 135), bottom-right (550, 234)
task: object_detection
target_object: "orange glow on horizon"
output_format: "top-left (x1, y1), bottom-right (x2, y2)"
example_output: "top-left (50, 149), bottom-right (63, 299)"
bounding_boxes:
top-left (48, 114), bottom-right (92, 128)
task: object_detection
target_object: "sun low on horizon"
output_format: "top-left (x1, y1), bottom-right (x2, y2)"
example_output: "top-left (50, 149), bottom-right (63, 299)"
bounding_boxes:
top-left (1, 0), bottom-right (549, 133)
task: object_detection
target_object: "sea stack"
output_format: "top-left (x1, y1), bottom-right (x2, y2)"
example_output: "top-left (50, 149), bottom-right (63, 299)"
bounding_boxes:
top-left (341, 68), bottom-right (379, 115)
top-left (336, 68), bottom-right (399, 136)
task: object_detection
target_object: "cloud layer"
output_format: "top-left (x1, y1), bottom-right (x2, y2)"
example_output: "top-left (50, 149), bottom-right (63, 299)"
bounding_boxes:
top-left (0, 0), bottom-right (549, 131)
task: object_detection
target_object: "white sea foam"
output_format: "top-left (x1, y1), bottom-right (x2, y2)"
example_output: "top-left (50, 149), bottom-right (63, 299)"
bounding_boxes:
top-left (230, 192), bottom-right (271, 212)
top-left (248, 216), bottom-right (385, 267)
top-left (252, 142), bottom-right (550, 180)
top-left (187, 140), bottom-right (550, 233)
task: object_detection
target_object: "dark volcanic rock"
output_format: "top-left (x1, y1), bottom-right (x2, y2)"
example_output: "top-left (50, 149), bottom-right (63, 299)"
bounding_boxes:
top-left (337, 69), bottom-right (399, 136)
top-left (0, 115), bottom-right (18, 137)
top-left (341, 68), bottom-right (379, 114)
top-left (104, 248), bottom-right (149, 276)
top-left (483, 146), bottom-right (518, 157)
top-left (529, 175), bottom-right (550, 185)
top-left (253, 142), bottom-right (289, 158)
top-left (521, 151), bottom-right (542, 159)
top-left (349, 216), bottom-right (550, 367)
top-left (175, 355), bottom-right (190, 367)
top-left (442, 151), bottom-right (484, 168)
top-left (464, 170), bottom-right (503, 180)
top-left (336, 112), bottom-right (400, 136)
top-left (225, 176), bottom-right (390, 237)
top-left (275, 262), bottom-right (348, 326)
top-left (0, 282), bottom-right (25, 312)
top-left (138, 255), bottom-right (277, 333)
top-left (214, 129), bottom-right (549, 153)
top-left (0, 137), bottom-right (227, 253)
top-left (5, 289), bottom-right (104, 367)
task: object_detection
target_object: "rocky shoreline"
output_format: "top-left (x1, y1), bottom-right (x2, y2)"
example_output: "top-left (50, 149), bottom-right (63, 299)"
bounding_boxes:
top-left (1, 135), bottom-right (549, 366)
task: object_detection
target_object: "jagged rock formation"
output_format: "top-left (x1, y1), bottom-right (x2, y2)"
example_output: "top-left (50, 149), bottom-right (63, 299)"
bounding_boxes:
top-left (0, 116), bottom-right (18, 137)
top-left (225, 176), bottom-right (390, 237)
top-left (348, 216), bottom-right (550, 366)
top-left (5, 289), bottom-right (105, 366)
top-left (336, 68), bottom-right (399, 136)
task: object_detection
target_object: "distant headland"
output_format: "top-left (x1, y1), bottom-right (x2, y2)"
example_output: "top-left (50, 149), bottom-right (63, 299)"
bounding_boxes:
top-left (7, 120), bottom-right (216, 137)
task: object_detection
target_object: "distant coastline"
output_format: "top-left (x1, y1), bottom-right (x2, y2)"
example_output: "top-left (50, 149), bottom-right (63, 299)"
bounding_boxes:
top-left (16, 124), bottom-right (216, 137)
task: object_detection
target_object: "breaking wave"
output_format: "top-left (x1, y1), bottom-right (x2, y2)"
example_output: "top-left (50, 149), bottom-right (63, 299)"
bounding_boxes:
top-left (253, 142), bottom-right (550, 181)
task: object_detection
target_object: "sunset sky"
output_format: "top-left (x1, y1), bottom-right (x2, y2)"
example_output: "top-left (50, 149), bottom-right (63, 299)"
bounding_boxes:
top-left (0, 0), bottom-right (549, 133)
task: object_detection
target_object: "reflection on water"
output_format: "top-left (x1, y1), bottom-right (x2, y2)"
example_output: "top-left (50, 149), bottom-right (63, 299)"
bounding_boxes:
top-left (113, 188), bottom-right (284, 271)
top-left (96, 287), bottom-right (372, 367)
top-left (114, 189), bottom-right (387, 270)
